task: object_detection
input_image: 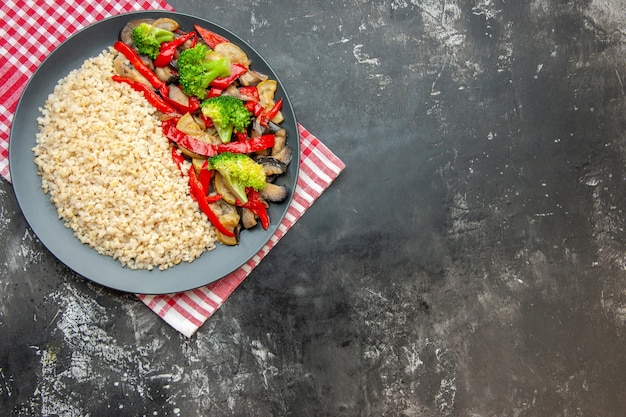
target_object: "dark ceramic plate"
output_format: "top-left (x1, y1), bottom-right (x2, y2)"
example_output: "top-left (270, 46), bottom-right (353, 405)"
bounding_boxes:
top-left (9, 11), bottom-right (299, 294)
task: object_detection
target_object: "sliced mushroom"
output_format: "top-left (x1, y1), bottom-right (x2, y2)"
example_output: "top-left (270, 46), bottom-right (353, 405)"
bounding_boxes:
top-left (240, 207), bottom-right (258, 229)
top-left (271, 145), bottom-right (293, 167)
top-left (267, 120), bottom-right (283, 133)
top-left (239, 69), bottom-right (269, 86)
top-left (213, 42), bottom-right (251, 67)
top-left (140, 54), bottom-right (153, 68)
top-left (152, 17), bottom-right (180, 32)
top-left (260, 182), bottom-right (289, 203)
top-left (177, 145), bottom-right (209, 160)
top-left (180, 36), bottom-right (197, 51)
top-left (213, 201), bottom-right (240, 245)
top-left (223, 85), bottom-right (243, 99)
top-left (167, 84), bottom-right (190, 107)
top-left (271, 129), bottom-right (287, 155)
top-left (255, 156), bottom-right (287, 179)
top-left (251, 118), bottom-right (268, 140)
top-left (119, 18), bottom-right (154, 45)
top-left (155, 66), bottom-right (178, 83)
top-left (113, 54), bottom-right (152, 87)
top-left (267, 129), bottom-right (293, 166)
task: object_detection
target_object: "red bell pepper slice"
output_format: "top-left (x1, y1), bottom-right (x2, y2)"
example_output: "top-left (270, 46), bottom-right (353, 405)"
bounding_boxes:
top-left (216, 134), bottom-right (275, 154)
top-left (233, 131), bottom-right (248, 142)
top-left (154, 32), bottom-right (196, 67)
top-left (199, 113), bottom-right (213, 129)
top-left (194, 24), bottom-right (230, 48)
top-left (209, 63), bottom-right (248, 90)
top-left (163, 120), bottom-right (274, 156)
top-left (171, 147), bottom-right (186, 171)
top-left (205, 194), bottom-right (222, 203)
top-left (206, 87), bottom-right (223, 98)
top-left (265, 98), bottom-right (283, 119)
top-left (258, 98), bottom-right (283, 127)
top-left (198, 160), bottom-right (212, 192)
top-left (112, 75), bottom-right (176, 114)
top-left (244, 101), bottom-right (264, 117)
top-left (239, 86), bottom-right (260, 101)
top-left (188, 165), bottom-right (234, 237)
top-left (187, 95), bottom-right (202, 113)
top-left (236, 189), bottom-right (270, 229)
top-left (162, 119), bottom-right (217, 157)
top-left (113, 41), bottom-right (165, 91)
top-left (158, 84), bottom-right (201, 114)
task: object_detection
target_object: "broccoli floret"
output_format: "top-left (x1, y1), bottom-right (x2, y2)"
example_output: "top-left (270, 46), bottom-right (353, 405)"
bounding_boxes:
top-left (200, 95), bottom-right (251, 144)
top-left (208, 152), bottom-right (266, 203)
top-left (131, 22), bottom-right (175, 59)
top-left (178, 44), bottom-right (231, 99)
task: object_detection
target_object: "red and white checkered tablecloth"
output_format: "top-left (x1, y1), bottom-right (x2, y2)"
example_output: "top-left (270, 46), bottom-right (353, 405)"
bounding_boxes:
top-left (0, 0), bottom-right (175, 181)
top-left (0, 0), bottom-right (345, 337)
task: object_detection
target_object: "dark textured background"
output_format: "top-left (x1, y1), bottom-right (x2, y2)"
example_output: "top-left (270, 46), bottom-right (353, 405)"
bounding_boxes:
top-left (1, 1), bottom-right (625, 416)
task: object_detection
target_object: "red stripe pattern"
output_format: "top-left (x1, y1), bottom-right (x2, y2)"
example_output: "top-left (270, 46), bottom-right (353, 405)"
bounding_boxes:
top-left (0, 0), bottom-right (174, 181)
top-left (1, 1), bottom-right (346, 337)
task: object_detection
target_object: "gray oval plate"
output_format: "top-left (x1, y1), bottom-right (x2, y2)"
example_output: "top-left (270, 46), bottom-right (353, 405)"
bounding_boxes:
top-left (9, 11), bottom-right (299, 294)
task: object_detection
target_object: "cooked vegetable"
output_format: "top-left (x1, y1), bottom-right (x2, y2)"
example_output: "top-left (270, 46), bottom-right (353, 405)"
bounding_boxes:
top-left (154, 31), bottom-right (196, 67)
top-left (236, 189), bottom-right (270, 229)
top-left (213, 202), bottom-right (240, 245)
top-left (154, 65), bottom-right (178, 83)
top-left (163, 85), bottom-right (201, 114)
top-left (188, 165), bottom-right (234, 237)
top-left (260, 182), bottom-right (289, 203)
top-left (258, 98), bottom-right (283, 127)
top-left (240, 207), bottom-right (258, 229)
top-left (178, 44), bottom-right (231, 99)
top-left (113, 53), bottom-right (152, 87)
top-left (162, 118), bottom-right (275, 158)
top-left (200, 95), bottom-right (251, 143)
top-left (194, 24), bottom-right (230, 48)
top-left (216, 134), bottom-right (275, 154)
top-left (208, 63), bottom-right (248, 90)
top-left (114, 41), bottom-right (165, 90)
top-left (111, 75), bottom-right (176, 114)
top-left (213, 171), bottom-right (238, 205)
top-left (238, 69), bottom-right (268, 86)
top-left (162, 118), bottom-right (217, 157)
top-left (214, 42), bottom-right (252, 67)
top-left (151, 17), bottom-right (180, 32)
top-left (257, 80), bottom-right (279, 109)
top-left (119, 18), bottom-right (153, 45)
top-left (132, 22), bottom-right (175, 59)
top-left (207, 152), bottom-right (266, 204)
top-left (255, 155), bottom-right (287, 179)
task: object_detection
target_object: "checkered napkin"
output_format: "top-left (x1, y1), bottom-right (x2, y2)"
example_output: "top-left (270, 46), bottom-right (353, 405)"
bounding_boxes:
top-left (1, 0), bottom-right (345, 337)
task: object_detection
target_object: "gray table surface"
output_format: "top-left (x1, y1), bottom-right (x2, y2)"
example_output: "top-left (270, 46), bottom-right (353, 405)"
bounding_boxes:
top-left (2, 1), bottom-right (625, 416)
